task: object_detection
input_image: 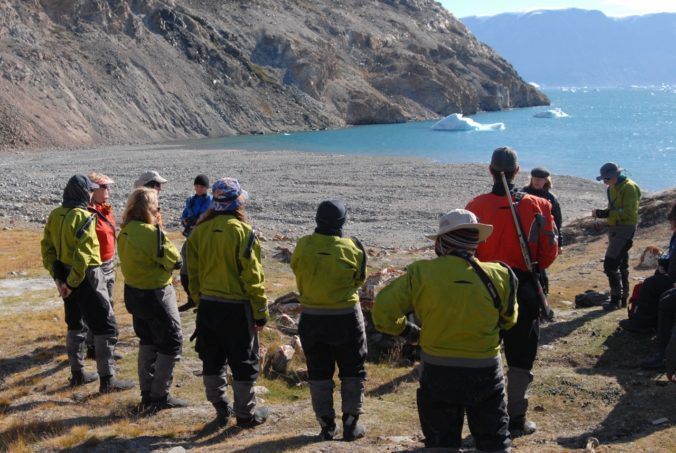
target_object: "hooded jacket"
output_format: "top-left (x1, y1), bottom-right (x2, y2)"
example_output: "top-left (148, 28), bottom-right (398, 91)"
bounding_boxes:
top-left (596, 177), bottom-right (641, 226)
top-left (186, 214), bottom-right (269, 322)
top-left (41, 176), bottom-right (101, 288)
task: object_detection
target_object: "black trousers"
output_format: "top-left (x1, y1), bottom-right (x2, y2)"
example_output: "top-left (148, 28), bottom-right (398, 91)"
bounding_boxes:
top-left (197, 299), bottom-right (260, 382)
top-left (417, 362), bottom-right (511, 451)
top-left (64, 267), bottom-right (117, 336)
top-left (124, 284), bottom-right (183, 356)
top-left (658, 289), bottom-right (676, 353)
top-left (501, 270), bottom-right (540, 371)
top-left (299, 309), bottom-right (367, 381)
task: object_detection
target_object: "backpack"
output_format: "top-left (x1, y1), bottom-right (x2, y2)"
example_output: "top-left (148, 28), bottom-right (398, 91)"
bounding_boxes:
top-left (627, 282), bottom-right (643, 319)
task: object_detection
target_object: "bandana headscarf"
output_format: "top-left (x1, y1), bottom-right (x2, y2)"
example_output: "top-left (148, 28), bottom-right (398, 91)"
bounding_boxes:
top-left (435, 228), bottom-right (480, 257)
top-left (211, 177), bottom-right (248, 212)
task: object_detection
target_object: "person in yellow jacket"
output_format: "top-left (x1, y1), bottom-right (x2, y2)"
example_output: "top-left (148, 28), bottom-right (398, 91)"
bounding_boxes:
top-left (592, 162), bottom-right (641, 310)
top-left (372, 209), bottom-right (518, 451)
top-left (186, 177), bottom-right (270, 428)
top-left (118, 187), bottom-right (186, 411)
top-left (41, 174), bottom-right (132, 393)
top-left (291, 200), bottom-right (367, 441)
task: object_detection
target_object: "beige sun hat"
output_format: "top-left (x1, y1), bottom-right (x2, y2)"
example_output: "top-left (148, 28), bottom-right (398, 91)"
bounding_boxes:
top-left (425, 209), bottom-right (493, 241)
top-left (134, 170), bottom-right (168, 188)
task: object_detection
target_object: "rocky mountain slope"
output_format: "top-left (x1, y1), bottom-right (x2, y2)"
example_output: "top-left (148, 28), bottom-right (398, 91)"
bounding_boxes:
top-left (0, 0), bottom-right (548, 150)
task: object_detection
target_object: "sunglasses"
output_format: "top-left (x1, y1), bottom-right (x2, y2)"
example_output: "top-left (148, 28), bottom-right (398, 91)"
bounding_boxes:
top-left (602, 177), bottom-right (612, 182)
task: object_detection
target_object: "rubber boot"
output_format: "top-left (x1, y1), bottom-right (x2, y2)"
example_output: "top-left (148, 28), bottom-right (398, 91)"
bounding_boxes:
top-left (318, 416), bottom-right (339, 441)
top-left (66, 329), bottom-right (87, 383)
top-left (93, 334), bottom-right (116, 378)
top-left (342, 413), bottom-right (366, 441)
top-left (507, 367), bottom-right (536, 437)
top-left (213, 400), bottom-right (234, 427)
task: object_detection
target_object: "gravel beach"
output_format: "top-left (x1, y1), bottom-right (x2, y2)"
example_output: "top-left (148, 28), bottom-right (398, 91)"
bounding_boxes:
top-left (0, 145), bottom-right (605, 248)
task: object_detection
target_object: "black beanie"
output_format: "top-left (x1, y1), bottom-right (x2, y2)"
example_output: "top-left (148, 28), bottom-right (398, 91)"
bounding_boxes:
top-left (315, 200), bottom-right (347, 236)
top-left (194, 174), bottom-right (209, 187)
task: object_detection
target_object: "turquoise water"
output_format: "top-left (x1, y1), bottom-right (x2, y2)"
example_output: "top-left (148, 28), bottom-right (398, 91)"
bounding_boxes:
top-left (187, 88), bottom-right (675, 191)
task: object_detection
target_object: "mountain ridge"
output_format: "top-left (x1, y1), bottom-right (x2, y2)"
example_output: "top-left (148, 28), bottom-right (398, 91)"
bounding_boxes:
top-left (461, 8), bottom-right (676, 87)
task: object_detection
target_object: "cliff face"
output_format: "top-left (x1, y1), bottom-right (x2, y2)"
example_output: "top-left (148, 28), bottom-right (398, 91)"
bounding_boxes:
top-left (0, 0), bottom-right (548, 149)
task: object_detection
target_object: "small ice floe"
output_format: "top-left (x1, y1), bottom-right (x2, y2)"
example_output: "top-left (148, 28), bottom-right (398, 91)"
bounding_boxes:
top-left (533, 107), bottom-right (569, 118)
top-left (432, 113), bottom-right (505, 132)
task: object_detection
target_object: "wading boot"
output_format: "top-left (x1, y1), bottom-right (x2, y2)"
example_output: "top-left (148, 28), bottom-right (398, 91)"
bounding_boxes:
top-left (149, 394), bottom-right (188, 411)
top-left (342, 413), bottom-right (366, 441)
top-left (236, 407), bottom-right (270, 429)
top-left (69, 370), bottom-right (99, 387)
top-left (99, 375), bottom-right (135, 394)
top-left (509, 417), bottom-right (537, 437)
top-left (213, 401), bottom-right (234, 427)
top-left (318, 416), bottom-right (339, 441)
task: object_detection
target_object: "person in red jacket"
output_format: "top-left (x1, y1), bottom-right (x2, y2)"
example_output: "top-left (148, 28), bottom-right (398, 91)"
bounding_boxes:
top-left (466, 147), bottom-right (558, 437)
top-left (85, 172), bottom-right (119, 360)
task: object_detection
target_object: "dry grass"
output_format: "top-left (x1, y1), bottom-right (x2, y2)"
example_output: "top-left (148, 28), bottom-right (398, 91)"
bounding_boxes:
top-left (1, 226), bottom-right (676, 452)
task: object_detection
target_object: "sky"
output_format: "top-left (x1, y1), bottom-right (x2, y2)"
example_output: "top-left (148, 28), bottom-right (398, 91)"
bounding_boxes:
top-left (439, 0), bottom-right (676, 18)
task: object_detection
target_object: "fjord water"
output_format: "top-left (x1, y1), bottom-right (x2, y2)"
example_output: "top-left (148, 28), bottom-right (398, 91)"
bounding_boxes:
top-left (190, 88), bottom-right (675, 191)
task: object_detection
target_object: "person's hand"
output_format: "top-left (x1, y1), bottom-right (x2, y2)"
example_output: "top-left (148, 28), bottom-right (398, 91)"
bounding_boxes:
top-left (254, 324), bottom-right (265, 332)
top-left (558, 246), bottom-right (563, 255)
top-left (55, 280), bottom-right (72, 298)
top-left (254, 318), bottom-right (267, 332)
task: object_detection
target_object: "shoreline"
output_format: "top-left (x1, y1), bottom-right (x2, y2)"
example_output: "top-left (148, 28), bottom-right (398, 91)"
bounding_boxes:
top-left (2, 145), bottom-right (610, 248)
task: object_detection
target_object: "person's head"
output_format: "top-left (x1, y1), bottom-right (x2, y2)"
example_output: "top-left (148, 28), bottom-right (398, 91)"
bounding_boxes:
top-left (529, 167), bottom-right (552, 191)
top-left (196, 177), bottom-right (249, 223)
top-left (315, 200), bottom-right (347, 237)
top-left (669, 203), bottom-right (676, 232)
top-left (194, 174), bottom-right (209, 196)
top-left (134, 171), bottom-right (167, 192)
top-left (489, 146), bottom-right (519, 182)
top-left (62, 174), bottom-right (99, 208)
top-left (596, 162), bottom-right (622, 187)
top-left (426, 209), bottom-right (493, 257)
top-left (88, 172), bottom-right (114, 204)
top-left (122, 187), bottom-right (159, 227)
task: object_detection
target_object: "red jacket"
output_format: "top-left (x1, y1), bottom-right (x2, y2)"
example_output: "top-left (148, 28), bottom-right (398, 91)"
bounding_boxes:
top-left (466, 191), bottom-right (558, 272)
top-left (88, 203), bottom-right (117, 262)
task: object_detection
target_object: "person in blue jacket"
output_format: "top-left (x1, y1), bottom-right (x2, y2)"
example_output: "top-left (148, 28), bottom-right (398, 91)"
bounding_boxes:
top-left (178, 174), bottom-right (212, 312)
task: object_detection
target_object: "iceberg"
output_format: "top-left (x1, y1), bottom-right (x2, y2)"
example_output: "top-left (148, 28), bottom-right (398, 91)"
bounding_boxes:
top-left (533, 107), bottom-right (569, 118)
top-left (432, 113), bottom-right (505, 132)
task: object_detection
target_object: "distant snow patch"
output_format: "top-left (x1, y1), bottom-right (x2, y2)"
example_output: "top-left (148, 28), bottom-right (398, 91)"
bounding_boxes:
top-left (529, 82), bottom-right (541, 89)
top-left (432, 113), bottom-right (505, 131)
top-left (533, 107), bottom-right (569, 118)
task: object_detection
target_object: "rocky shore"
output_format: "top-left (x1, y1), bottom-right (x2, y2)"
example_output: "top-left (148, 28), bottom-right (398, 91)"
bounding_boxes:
top-left (1, 145), bottom-right (604, 248)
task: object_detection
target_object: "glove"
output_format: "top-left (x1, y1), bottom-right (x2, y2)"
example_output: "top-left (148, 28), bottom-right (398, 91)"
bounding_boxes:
top-left (400, 322), bottom-right (421, 346)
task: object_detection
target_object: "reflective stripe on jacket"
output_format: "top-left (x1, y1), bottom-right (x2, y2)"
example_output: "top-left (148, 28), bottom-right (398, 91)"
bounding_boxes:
top-left (372, 255), bottom-right (518, 361)
top-left (466, 192), bottom-right (558, 272)
top-left (186, 214), bottom-right (269, 321)
top-left (41, 206), bottom-right (101, 288)
top-left (118, 220), bottom-right (180, 289)
top-left (291, 233), bottom-right (366, 310)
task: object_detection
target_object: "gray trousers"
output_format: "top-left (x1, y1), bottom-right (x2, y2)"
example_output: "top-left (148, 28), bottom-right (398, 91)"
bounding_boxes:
top-left (85, 259), bottom-right (116, 347)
